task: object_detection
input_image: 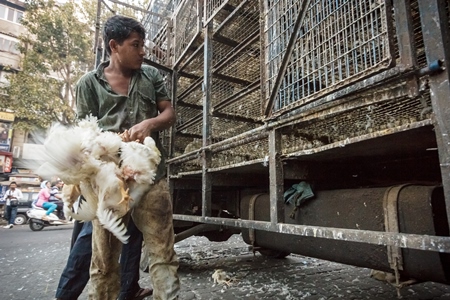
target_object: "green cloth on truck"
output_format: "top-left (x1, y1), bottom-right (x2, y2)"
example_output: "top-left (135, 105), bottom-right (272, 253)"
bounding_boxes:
top-left (284, 181), bottom-right (314, 219)
top-left (284, 181), bottom-right (314, 207)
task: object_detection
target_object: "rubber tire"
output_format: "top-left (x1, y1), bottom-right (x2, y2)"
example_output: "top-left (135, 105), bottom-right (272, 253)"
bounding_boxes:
top-left (29, 220), bottom-right (44, 231)
top-left (14, 214), bottom-right (28, 225)
top-left (258, 248), bottom-right (290, 259)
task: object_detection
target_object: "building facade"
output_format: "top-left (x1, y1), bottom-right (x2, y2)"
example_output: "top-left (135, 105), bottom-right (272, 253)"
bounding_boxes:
top-left (0, 0), bottom-right (43, 195)
top-left (0, 0), bottom-right (25, 183)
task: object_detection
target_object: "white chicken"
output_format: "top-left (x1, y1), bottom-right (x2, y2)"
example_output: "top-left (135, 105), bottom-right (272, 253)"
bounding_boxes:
top-left (38, 116), bottom-right (161, 243)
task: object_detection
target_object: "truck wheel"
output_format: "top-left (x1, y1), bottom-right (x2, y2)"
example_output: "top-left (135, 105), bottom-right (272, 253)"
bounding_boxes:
top-left (258, 248), bottom-right (290, 259)
top-left (29, 220), bottom-right (44, 231)
top-left (14, 214), bottom-right (28, 225)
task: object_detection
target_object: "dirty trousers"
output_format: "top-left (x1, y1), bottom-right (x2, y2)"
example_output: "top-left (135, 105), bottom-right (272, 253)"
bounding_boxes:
top-left (89, 179), bottom-right (180, 300)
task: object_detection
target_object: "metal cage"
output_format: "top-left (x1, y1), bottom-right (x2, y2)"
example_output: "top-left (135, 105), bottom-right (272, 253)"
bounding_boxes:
top-left (263, 0), bottom-right (394, 114)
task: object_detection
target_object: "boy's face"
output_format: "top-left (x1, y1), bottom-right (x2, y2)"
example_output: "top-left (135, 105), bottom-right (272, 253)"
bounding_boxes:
top-left (114, 32), bottom-right (145, 70)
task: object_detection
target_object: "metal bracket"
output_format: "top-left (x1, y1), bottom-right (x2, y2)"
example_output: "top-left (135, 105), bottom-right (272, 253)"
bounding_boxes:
top-left (383, 183), bottom-right (411, 297)
top-left (248, 193), bottom-right (265, 254)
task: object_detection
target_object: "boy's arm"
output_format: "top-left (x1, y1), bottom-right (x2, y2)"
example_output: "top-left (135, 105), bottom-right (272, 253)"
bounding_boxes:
top-left (126, 101), bottom-right (175, 142)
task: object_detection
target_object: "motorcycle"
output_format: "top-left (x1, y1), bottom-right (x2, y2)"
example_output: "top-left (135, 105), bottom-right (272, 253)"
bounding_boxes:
top-left (26, 205), bottom-right (71, 231)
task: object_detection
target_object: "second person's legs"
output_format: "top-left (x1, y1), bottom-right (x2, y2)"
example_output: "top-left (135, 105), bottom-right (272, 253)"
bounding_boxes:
top-left (55, 221), bottom-right (93, 300)
top-left (132, 180), bottom-right (180, 300)
top-left (88, 218), bottom-right (122, 300)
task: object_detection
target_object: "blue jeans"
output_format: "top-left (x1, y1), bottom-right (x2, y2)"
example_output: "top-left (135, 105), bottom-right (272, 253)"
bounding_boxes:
top-left (42, 202), bottom-right (57, 215)
top-left (55, 218), bottom-right (143, 300)
top-left (4, 205), bottom-right (17, 225)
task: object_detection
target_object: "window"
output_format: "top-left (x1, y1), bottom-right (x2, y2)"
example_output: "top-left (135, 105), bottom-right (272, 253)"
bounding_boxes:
top-left (0, 5), bottom-right (5, 19)
top-left (0, 5), bottom-right (24, 24)
top-left (7, 8), bottom-right (14, 22)
top-left (15, 11), bottom-right (22, 23)
top-left (0, 37), bottom-right (20, 54)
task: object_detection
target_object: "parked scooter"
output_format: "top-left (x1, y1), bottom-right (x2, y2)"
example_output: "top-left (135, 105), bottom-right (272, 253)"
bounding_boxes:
top-left (26, 205), bottom-right (70, 231)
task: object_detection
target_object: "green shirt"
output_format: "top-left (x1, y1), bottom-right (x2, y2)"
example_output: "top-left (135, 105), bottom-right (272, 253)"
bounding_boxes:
top-left (75, 61), bottom-right (170, 181)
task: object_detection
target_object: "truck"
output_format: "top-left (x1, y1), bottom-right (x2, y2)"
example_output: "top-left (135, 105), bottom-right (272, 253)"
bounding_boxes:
top-left (140, 0), bottom-right (450, 287)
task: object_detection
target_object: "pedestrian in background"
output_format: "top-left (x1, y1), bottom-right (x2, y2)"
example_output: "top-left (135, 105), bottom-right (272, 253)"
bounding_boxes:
top-left (2, 181), bottom-right (23, 229)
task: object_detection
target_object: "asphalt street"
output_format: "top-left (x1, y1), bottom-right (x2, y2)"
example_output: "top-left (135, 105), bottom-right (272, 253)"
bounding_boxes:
top-left (1, 224), bottom-right (450, 300)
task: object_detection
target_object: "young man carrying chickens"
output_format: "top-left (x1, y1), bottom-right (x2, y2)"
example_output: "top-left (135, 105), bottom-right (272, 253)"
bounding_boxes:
top-left (55, 15), bottom-right (180, 300)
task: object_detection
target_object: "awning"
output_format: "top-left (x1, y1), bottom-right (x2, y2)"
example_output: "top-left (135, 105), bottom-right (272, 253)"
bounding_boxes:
top-left (0, 180), bottom-right (41, 186)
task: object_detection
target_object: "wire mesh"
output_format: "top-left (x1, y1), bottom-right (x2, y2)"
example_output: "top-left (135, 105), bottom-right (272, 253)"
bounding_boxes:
top-left (179, 82), bottom-right (203, 105)
top-left (281, 88), bottom-right (432, 155)
top-left (410, 0), bottom-right (426, 68)
top-left (212, 40), bottom-right (235, 66)
top-left (174, 0), bottom-right (200, 63)
top-left (142, 1), bottom-right (175, 66)
top-left (174, 156), bottom-right (202, 173)
top-left (174, 136), bottom-right (202, 156)
top-left (178, 119), bottom-right (202, 138)
top-left (263, 0), bottom-right (393, 113)
top-left (177, 76), bottom-right (198, 97)
top-left (205, 0), bottom-right (229, 23)
top-left (211, 117), bottom-right (260, 140)
top-left (218, 40), bottom-right (261, 83)
top-left (180, 49), bottom-right (204, 76)
top-left (211, 78), bottom-right (245, 106)
top-left (177, 106), bottom-right (201, 126)
top-left (173, 0), bottom-right (263, 158)
top-left (214, 0), bottom-right (260, 43)
top-left (210, 139), bottom-right (268, 169)
top-left (215, 89), bottom-right (261, 120)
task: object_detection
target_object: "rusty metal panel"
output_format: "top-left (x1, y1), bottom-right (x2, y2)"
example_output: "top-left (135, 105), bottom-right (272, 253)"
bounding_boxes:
top-left (281, 83), bottom-right (432, 155)
top-left (268, 130), bottom-right (284, 224)
top-left (417, 0), bottom-right (450, 237)
top-left (210, 138), bottom-right (268, 169)
top-left (263, 0), bottom-right (395, 115)
top-left (173, 213), bottom-right (450, 253)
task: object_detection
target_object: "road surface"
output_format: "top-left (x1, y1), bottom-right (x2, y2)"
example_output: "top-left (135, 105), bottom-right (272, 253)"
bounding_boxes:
top-left (1, 223), bottom-right (450, 299)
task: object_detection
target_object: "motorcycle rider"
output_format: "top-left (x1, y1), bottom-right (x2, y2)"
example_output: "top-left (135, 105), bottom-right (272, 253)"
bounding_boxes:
top-left (36, 181), bottom-right (57, 221)
top-left (50, 180), bottom-right (65, 220)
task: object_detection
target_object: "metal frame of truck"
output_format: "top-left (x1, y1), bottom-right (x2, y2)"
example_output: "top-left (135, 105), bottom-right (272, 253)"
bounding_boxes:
top-left (142, 0), bottom-right (450, 284)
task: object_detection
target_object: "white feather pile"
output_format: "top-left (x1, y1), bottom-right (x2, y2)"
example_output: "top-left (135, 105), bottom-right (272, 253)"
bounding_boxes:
top-left (212, 269), bottom-right (233, 286)
top-left (37, 116), bottom-right (161, 243)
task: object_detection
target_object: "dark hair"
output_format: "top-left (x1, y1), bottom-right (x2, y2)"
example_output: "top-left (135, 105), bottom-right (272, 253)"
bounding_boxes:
top-left (10, 181), bottom-right (17, 186)
top-left (51, 180), bottom-right (62, 186)
top-left (103, 15), bottom-right (146, 55)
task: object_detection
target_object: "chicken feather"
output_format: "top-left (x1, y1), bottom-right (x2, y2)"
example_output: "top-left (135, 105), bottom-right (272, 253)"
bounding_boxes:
top-left (74, 198), bottom-right (97, 221)
top-left (97, 209), bottom-right (129, 244)
top-left (38, 116), bottom-right (161, 243)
